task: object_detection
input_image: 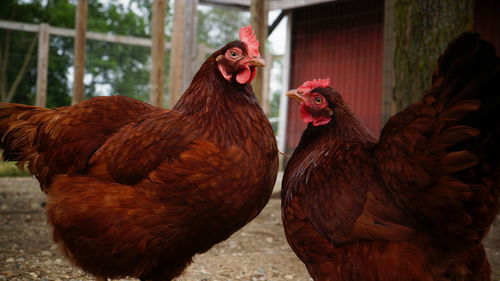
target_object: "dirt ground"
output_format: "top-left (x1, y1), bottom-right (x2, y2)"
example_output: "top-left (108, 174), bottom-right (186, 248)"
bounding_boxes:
top-left (1, 177), bottom-right (500, 281)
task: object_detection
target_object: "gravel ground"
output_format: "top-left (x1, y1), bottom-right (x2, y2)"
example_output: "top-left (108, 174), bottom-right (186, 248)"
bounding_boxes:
top-left (0, 177), bottom-right (310, 281)
top-left (1, 177), bottom-right (500, 281)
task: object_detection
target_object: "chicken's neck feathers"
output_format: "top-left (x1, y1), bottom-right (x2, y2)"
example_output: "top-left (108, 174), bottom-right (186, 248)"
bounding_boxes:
top-left (175, 57), bottom-right (260, 112)
top-left (172, 58), bottom-right (268, 146)
top-left (298, 108), bottom-right (375, 154)
top-left (283, 108), bottom-right (375, 201)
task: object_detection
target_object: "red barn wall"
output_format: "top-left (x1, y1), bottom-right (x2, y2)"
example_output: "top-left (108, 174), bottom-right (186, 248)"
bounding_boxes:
top-left (286, 0), bottom-right (384, 152)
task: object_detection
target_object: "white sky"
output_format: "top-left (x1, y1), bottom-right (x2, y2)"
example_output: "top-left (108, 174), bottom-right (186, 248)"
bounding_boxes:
top-left (268, 9), bottom-right (287, 55)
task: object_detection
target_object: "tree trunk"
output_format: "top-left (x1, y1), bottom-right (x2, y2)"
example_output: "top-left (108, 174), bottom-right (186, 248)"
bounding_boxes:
top-left (392, 0), bottom-right (473, 112)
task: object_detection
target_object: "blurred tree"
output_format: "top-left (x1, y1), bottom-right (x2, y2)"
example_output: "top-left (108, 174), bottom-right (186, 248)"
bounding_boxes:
top-left (393, 0), bottom-right (473, 112)
top-left (1, 1), bottom-right (252, 108)
top-left (85, 0), bottom-right (153, 101)
top-left (197, 5), bottom-right (249, 49)
top-left (0, 0), bottom-right (74, 107)
top-left (0, 0), bottom-right (160, 107)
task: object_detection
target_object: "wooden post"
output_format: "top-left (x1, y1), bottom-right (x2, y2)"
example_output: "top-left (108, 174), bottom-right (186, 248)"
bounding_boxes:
top-left (72, 0), bottom-right (88, 105)
top-left (278, 12), bottom-right (291, 168)
top-left (169, 0), bottom-right (198, 108)
top-left (150, 0), bottom-right (166, 107)
top-left (36, 23), bottom-right (49, 107)
top-left (262, 51), bottom-right (272, 113)
top-left (250, 0), bottom-right (268, 109)
top-left (196, 43), bottom-right (208, 69)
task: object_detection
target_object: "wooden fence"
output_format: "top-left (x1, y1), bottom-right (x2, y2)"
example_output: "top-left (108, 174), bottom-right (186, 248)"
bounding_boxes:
top-left (0, 19), bottom-right (174, 107)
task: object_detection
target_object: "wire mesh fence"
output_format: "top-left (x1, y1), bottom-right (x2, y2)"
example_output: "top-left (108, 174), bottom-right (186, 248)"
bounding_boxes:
top-left (83, 39), bottom-right (154, 102)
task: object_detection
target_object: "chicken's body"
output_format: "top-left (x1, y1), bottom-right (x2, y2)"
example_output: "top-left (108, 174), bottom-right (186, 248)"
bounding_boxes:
top-left (283, 132), bottom-right (490, 281)
top-left (282, 33), bottom-right (499, 281)
top-left (0, 29), bottom-right (278, 280)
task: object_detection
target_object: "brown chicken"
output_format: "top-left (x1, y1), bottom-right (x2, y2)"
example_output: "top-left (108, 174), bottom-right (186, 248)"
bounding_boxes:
top-left (0, 26), bottom-right (278, 281)
top-left (282, 32), bottom-right (500, 281)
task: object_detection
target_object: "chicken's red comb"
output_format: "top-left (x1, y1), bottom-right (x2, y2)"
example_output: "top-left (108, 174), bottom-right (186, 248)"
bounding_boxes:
top-left (297, 78), bottom-right (330, 92)
top-left (239, 25), bottom-right (260, 57)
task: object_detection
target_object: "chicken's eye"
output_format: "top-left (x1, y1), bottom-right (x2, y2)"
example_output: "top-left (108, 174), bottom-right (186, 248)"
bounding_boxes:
top-left (229, 50), bottom-right (239, 59)
top-left (313, 97), bottom-right (323, 104)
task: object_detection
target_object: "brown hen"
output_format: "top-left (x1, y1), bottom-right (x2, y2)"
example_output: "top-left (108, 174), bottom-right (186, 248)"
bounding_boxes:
top-left (0, 26), bottom-right (278, 281)
top-left (282, 32), bottom-right (500, 281)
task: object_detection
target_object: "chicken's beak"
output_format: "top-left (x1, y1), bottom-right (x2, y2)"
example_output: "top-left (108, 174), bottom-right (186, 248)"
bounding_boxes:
top-left (286, 89), bottom-right (306, 103)
top-left (246, 57), bottom-right (266, 67)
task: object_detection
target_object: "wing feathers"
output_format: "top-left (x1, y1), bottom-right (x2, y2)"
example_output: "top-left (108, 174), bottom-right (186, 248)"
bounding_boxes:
top-left (432, 125), bottom-right (480, 150)
top-left (440, 100), bottom-right (481, 122)
top-left (441, 151), bottom-right (478, 174)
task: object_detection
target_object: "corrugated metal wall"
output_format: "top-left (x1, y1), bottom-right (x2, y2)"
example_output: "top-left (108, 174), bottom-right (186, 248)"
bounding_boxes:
top-left (286, 0), bottom-right (384, 152)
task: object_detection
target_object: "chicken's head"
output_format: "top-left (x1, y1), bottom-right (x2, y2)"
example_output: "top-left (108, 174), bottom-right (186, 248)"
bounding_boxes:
top-left (287, 78), bottom-right (345, 127)
top-left (216, 26), bottom-right (266, 84)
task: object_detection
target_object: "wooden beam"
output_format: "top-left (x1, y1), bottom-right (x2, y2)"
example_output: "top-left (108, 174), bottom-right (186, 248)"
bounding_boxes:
top-left (250, 0), bottom-right (269, 109)
top-left (199, 0), bottom-right (337, 10)
top-left (0, 19), bottom-right (171, 49)
top-left (168, 0), bottom-right (185, 108)
top-left (269, 0), bottom-right (335, 10)
top-left (268, 10), bottom-right (286, 36)
top-left (169, 0), bottom-right (198, 107)
top-left (182, 0), bottom-right (198, 97)
top-left (55, 26), bottom-right (159, 48)
top-left (36, 24), bottom-right (49, 107)
top-left (150, 0), bottom-right (166, 107)
top-left (0, 20), bottom-right (39, 33)
top-left (199, 0), bottom-right (249, 9)
top-left (72, 0), bottom-right (88, 105)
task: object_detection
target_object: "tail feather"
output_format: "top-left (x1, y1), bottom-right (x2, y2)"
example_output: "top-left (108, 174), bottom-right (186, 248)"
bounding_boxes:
top-left (0, 103), bottom-right (48, 167)
top-left (422, 32), bottom-right (500, 247)
top-left (0, 96), bottom-right (159, 190)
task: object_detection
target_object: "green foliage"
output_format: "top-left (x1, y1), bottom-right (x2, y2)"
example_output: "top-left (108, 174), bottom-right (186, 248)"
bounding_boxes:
top-left (197, 6), bottom-right (250, 49)
top-left (0, 161), bottom-right (30, 177)
top-left (1, 1), bottom-right (255, 108)
top-left (1, 0), bottom-right (161, 107)
top-left (0, 0), bottom-right (74, 107)
top-left (83, 0), bottom-right (154, 102)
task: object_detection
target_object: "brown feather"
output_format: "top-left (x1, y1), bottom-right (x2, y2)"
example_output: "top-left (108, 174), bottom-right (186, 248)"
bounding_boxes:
top-left (441, 151), bottom-right (479, 174)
